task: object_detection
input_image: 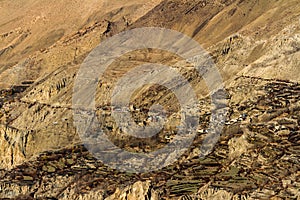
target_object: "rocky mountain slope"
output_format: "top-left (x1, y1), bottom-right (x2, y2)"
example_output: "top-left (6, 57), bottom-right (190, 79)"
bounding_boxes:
top-left (0, 0), bottom-right (299, 199)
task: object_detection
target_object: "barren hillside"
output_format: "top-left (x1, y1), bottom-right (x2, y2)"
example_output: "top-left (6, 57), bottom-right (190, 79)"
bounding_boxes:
top-left (0, 0), bottom-right (299, 199)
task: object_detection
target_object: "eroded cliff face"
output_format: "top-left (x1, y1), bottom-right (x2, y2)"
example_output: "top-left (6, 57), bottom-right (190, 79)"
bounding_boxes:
top-left (0, 0), bottom-right (299, 199)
